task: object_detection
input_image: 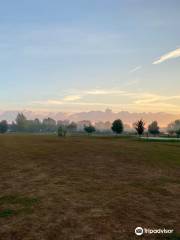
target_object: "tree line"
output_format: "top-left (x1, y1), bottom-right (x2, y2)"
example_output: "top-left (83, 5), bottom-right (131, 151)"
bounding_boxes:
top-left (1, 113), bottom-right (180, 137)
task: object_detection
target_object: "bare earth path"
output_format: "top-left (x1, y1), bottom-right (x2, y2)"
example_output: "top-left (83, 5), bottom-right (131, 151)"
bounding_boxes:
top-left (0, 135), bottom-right (179, 240)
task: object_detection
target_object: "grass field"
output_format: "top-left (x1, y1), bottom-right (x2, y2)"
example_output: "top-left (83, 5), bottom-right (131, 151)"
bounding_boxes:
top-left (0, 135), bottom-right (180, 240)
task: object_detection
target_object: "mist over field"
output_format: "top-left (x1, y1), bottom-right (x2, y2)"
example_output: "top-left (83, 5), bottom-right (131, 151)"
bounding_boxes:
top-left (1, 109), bottom-right (180, 127)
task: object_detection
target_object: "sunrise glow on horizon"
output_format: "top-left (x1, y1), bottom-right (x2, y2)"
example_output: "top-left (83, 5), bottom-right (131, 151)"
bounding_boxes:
top-left (0, 1), bottom-right (180, 114)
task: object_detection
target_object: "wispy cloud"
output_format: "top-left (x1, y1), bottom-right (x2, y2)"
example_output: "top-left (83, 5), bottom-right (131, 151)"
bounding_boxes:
top-left (62, 95), bottom-right (82, 101)
top-left (85, 89), bottom-right (125, 95)
top-left (129, 65), bottom-right (142, 73)
top-left (31, 88), bottom-right (180, 113)
top-left (153, 47), bottom-right (180, 64)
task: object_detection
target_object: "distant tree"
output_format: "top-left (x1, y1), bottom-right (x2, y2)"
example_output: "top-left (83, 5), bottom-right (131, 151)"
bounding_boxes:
top-left (148, 121), bottom-right (160, 136)
top-left (9, 121), bottom-right (17, 132)
top-left (33, 118), bottom-right (41, 132)
top-left (67, 122), bottom-right (77, 132)
top-left (176, 128), bottom-right (180, 138)
top-left (84, 125), bottom-right (96, 135)
top-left (42, 118), bottom-right (56, 132)
top-left (77, 120), bottom-right (91, 131)
top-left (0, 120), bottom-right (8, 134)
top-left (15, 113), bottom-right (27, 132)
top-left (57, 125), bottom-right (67, 137)
top-left (111, 119), bottom-right (123, 134)
top-left (26, 118), bottom-right (41, 133)
top-left (167, 122), bottom-right (175, 135)
top-left (134, 119), bottom-right (145, 136)
top-left (167, 120), bottom-right (180, 137)
top-left (57, 120), bottom-right (70, 126)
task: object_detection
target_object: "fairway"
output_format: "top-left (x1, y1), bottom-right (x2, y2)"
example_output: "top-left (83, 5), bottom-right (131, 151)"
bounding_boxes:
top-left (0, 135), bottom-right (180, 240)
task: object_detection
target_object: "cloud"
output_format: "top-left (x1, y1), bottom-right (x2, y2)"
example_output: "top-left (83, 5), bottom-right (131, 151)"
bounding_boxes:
top-left (153, 48), bottom-right (180, 64)
top-left (85, 89), bottom-right (125, 95)
top-left (33, 100), bottom-right (63, 105)
top-left (63, 95), bottom-right (82, 101)
top-left (129, 65), bottom-right (142, 73)
top-left (31, 88), bottom-right (180, 113)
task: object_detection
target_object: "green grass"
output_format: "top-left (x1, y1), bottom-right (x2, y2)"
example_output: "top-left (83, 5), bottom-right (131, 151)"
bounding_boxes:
top-left (0, 209), bottom-right (16, 218)
top-left (0, 195), bottom-right (39, 218)
top-left (0, 195), bottom-right (39, 207)
top-left (0, 134), bottom-right (179, 240)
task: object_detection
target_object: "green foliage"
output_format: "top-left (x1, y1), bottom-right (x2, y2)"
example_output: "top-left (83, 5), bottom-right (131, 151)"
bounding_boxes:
top-left (84, 125), bottom-right (96, 134)
top-left (0, 195), bottom-right (39, 218)
top-left (0, 195), bottom-right (39, 206)
top-left (58, 125), bottom-right (67, 137)
top-left (0, 209), bottom-right (16, 218)
top-left (111, 119), bottom-right (123, 134)
top-left (134, 119), bottom-right (145, 136)
top-left (0, 120), bottom-right (8, 134)
top-left (148, 121), bottom-right (160, 135)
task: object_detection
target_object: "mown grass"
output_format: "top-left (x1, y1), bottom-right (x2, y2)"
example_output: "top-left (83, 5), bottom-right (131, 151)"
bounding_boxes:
top-left (0, 134), bottom-right (179, 240)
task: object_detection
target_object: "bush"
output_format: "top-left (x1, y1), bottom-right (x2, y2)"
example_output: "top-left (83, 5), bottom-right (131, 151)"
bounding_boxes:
top-left (84, 125), bottom-right (96, 135)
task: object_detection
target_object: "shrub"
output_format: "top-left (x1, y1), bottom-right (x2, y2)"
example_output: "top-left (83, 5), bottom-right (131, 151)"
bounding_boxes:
top-left (84, 125), bottom-right (96, 135)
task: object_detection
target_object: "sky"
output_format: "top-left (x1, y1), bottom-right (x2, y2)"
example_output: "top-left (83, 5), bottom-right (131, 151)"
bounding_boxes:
top-left (0, 0), bottom-right (180, 113)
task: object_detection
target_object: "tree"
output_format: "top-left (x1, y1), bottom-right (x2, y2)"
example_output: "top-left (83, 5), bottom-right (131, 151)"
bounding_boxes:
top-left (0, 120), bottom-right (8, 134)
top-left (42, 118), bottom-right (56, 132)
top-left (57, 125), bottom-right (67, 137)
top-left (167, 122), bottom-right (176, 135)
top-left (9, 121), bottom-right (17, 132)
top-left (167, 120), bottom-right (180, 137)
top-left (134, 119), bottom-right (145, 136)
top-left (15, 113), bottom-right (27, 132)
top-left (26, 118), bottom-right (41, 133)
top-left (33, 118), bottom-right (41, 132)
top-left (67, 122), bottom-right (77, 132)
top-left (84, 125), bottom-right (96, 135)
top-left (111, 119), bottom-right (123, 134)
top-left (176, 128), bottom-right (180, 138)
top-left (148, 121), bottom-right (160, 136)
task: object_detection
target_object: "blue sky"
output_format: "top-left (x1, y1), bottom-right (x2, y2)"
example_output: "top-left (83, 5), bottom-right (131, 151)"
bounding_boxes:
top-left (0, 0), bottom-right (180, 113)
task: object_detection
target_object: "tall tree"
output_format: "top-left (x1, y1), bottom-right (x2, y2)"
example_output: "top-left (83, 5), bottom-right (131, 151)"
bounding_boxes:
top-left (15, 113), bottom-right (27, 132)
top-left (134, 119), bottom-right (145, 136)
top-left (111, 119), bottom-right (123, 134)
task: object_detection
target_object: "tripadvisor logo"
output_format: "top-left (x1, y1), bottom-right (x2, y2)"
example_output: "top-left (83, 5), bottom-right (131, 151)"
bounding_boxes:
top-left (135, 227), bottom-right (174, 236)
top-left (135, 227), bottom-right (143, 236)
